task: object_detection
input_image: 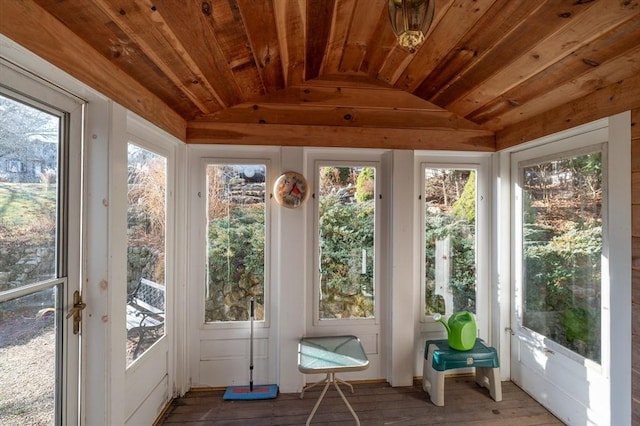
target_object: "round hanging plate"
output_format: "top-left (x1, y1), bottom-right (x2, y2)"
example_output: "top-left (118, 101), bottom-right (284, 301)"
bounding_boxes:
top-left (273, 171), bottom-right (309, 209)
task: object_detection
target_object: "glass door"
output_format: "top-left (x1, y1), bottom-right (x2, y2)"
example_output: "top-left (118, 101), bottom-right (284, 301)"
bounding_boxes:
top-left (511, 134), bottom-right (612, 425)
top-left (309, 160), bottom-right (384, 381)
top-left (518, 150), bottom-right (603, 362)
top-left (0, 83), bottom-right (81, 426)
top-left (423, 168), bottom-right (478, 319)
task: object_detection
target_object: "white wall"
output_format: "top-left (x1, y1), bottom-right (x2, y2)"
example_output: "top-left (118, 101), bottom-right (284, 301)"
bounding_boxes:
top-left (184, 146), bottom-right (500, 392)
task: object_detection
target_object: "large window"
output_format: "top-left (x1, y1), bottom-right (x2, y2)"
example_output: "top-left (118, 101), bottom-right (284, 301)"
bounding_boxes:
top-left (317, 165), bottom-right (376, 320)
top-left (423, 168), bottom-right (477, 317)
top-left (126, 144), bottom-right (167, 365)
top-left (0, 92), bottom-right (64, 424)
top-left (519, 148), bottom-right (602, 363)
top-left (205, 163), bottom-right (266, 322)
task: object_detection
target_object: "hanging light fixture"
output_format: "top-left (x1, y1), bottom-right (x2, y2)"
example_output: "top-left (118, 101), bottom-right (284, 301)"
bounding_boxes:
top-left (388, 0), bottom-right (435, 53)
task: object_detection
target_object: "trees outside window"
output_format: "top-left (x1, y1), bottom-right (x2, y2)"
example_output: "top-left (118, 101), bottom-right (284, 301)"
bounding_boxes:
top-left (520, 151), bottom-right (602, 363)
top-left (126, 144), bottom-right (167, 365)
top-left (205, 164), bottom-right (266, 322)
top-left (317, 166), bottom-right (375, 320)
top-left (0, 93), bottom-right (62, 425)
top-left (423, 168), bottom-right (477, 317)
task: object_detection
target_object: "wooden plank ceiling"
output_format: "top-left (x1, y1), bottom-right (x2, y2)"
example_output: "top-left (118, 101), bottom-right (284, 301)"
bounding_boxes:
top-left (2, 0), bottom-right (640, 150)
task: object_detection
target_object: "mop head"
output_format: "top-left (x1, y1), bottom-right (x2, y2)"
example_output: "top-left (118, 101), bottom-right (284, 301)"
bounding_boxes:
top-left (223, 384), bottom-right (278, 400)
top-left (224, 299), bottom-right (278, 400)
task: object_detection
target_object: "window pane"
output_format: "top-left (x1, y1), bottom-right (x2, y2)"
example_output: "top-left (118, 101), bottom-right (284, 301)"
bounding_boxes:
top-left (206, 164), bottom-right (266, 322)
top-left (424, 169), bottom-right (476, 316)
top-left (521, 152), bottom-right (602, 363)
top-left (318, 166), bottom-right (375, 319)
top-left (0, 94), bottom-right (59, 291)
top-left (126, 144), bottom-right (166, 365)
top-left (0, 288), bottom-right (57, 425)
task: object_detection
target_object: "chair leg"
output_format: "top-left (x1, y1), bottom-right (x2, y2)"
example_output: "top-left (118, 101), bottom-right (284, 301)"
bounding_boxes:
top-left (476, 367), bottom-right (502, 402)
top-left (133, 329), bottom-right (145, 359)
top-left (423, 345), bottom-right (445, 406)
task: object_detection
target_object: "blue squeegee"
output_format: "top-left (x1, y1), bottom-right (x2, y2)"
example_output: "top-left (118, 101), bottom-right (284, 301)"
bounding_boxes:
top-left (223, 298), bottom-right (278, 400)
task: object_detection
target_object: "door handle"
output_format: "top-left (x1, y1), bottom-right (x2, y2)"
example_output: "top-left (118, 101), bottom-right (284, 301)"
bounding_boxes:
top-left (66, 290), bottom-right (86, 335)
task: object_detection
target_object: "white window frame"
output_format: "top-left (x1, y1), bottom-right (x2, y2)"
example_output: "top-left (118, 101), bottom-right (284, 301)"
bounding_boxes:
top-left (199, 157), bottom-right (273, 330)
top-left (415, 153), bottom-right (491, 343)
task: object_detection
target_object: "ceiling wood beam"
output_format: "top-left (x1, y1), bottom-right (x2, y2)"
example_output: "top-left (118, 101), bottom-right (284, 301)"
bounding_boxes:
top-left (92, 0), bottom-right (223, 114)
top-left (360, 4), bottom-right (403, 79)
top-left (203, 0), bottom-right (264, 101)
top-left (415, 0), bottom-right (545, 101)
top-left (196, 104), bottom-right (490, 132)
top-left (496, 71), bottom-right (640, 150)
top-left (273, 0), bottom-right (306, 86)
top-left (339, 0), bottom-right (386, 73)
top-left (305, 0), bottom-right (335, 81)
top-left (187, 121), bottom-right (494, 151)
top-left (237, 0), bottom-right (285, 94)
top-left (0, 0), bottom-right (186, 140)
top-left (320, 0), bottom-right (357, 75)
top-left (447, 0), bottom-right (640, 118)
top-left (153, 0), bottom-right (244, 109)
top-left (485, 44), bottom-right (640, 132)
top-left (258, 84), bottom-right (441, 110)
top-left (471, 14), bottom-right (640, 128)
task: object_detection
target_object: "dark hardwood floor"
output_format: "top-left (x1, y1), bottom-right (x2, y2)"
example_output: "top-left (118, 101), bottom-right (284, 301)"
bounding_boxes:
top-left (157, 377), bottom-right (563, 425)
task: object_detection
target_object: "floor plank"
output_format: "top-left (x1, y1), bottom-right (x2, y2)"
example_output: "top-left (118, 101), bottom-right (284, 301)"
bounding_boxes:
top-left (157, 377), bottom-right (564, 425)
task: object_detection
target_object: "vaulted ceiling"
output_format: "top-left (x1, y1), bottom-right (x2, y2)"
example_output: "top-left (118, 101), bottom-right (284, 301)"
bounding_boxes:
top-left (2, 0), bottom-right (640, 150)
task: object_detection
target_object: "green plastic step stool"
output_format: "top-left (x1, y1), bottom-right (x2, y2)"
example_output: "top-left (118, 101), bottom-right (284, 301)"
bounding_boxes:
top-left (422, 338), bottom-right (502, 406)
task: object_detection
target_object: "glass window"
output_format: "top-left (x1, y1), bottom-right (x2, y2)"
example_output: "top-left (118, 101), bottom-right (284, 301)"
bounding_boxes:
top-left (126, 144), bottom-right (167, 365)
top-left (0, 289), bottom-right (58, 425)
top-left (205, 164), bottom-right (266, 322)
top-left (423, 168), bottom-right (477, 316)
top-left (0, 93), bottom-right (63, 424)
top-left (520, 150), bottom-right (602, 363)
top-left (317, 165), bottom-right (375, 319)
top-left (0, 94), bottom-right (59, 289)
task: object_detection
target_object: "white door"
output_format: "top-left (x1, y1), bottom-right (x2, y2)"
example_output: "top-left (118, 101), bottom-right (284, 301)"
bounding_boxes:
top-left (122, 132), bottom-right (174, 425)
top-left (509, 120), bottom-right (626, 425)
top-left (0, 63), bottom-right (82, 426)
top-left (306, 156), bottom-right (386, 381)
top-left (188, 151), bottom-right (279, 389)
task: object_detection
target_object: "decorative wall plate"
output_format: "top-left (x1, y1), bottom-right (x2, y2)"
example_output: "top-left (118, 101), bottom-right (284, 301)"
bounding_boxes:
top-left (273, 171), bottom-right (309, 209)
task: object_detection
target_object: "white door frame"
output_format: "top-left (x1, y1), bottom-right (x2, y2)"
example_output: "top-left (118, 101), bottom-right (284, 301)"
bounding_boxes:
top-left (304, 148), bottom-right (389, 383)
top-left (413, 152), bottom-right (493, 380)
top-left (186, 145), bottom-right (281, 389)
top-left (0, 56), bottom-right (83, 426)
top-left (507, 114), bottom-right (631, 425)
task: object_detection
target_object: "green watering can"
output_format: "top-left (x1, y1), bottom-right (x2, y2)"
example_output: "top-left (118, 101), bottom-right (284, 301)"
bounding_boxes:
top-left (433, 311), bottom-right (477, 351)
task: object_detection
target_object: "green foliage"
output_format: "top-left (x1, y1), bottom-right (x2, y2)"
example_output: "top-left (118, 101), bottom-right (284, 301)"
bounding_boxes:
top-left (355, 167), bottom-right (375, 202)
top-left (206, 205), bottom-right (265, 321)
top-left (564, 307), bottom-right (598, 344)
top-left (0, 183), bottom-right (57, 289)
top-left (320, 166), bottom-right (351, 192)
top-left (452, 171), bottom-right (475, 222)
top-left (319, 194), bottom-right (374, 318)
top-left (523, 222), bottom-right (601, 361)
top-left (0, 183), bottom-right (56, 227)
top-left (424, 213), bottom-right (476, 314)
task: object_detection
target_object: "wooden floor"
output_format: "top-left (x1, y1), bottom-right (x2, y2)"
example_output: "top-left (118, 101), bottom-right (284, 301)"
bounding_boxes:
top-left (157, 377), bottom-right (563, 425)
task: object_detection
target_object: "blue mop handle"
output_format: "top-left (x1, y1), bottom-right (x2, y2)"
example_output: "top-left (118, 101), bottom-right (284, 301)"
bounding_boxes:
top-left (250, 298), bottom-right (254, 391)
